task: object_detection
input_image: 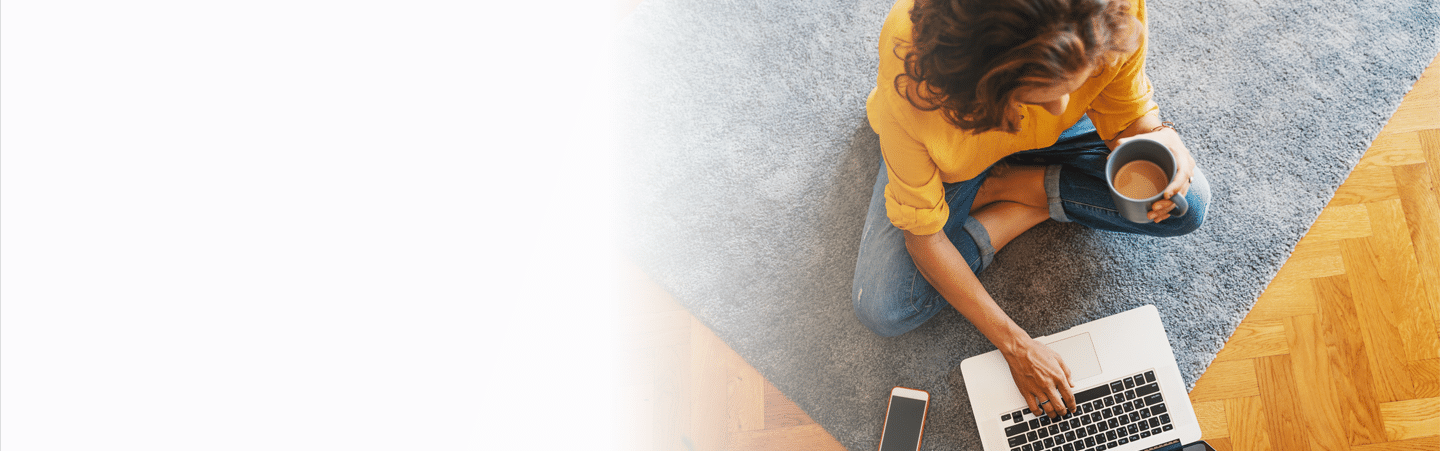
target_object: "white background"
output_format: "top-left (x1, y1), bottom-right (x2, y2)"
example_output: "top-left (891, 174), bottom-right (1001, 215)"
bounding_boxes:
top-left (2, 1), bottom-right (619, 449)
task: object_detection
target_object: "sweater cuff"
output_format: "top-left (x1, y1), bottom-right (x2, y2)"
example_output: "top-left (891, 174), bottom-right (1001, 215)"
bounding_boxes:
top-left (884, 195), bottom-right (948, 236)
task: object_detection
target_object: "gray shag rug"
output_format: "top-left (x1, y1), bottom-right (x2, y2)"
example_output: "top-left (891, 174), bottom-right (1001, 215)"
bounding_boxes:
top-left (617, 0), bottom-right (1439, 449)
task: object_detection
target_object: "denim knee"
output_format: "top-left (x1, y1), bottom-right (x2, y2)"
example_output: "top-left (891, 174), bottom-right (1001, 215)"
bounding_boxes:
top-left (852, 286), bottom-right (908, 338)
top-left (851, 279), bottom-right (940, 338)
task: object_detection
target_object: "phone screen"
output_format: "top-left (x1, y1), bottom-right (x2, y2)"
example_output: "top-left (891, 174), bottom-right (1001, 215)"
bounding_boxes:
top-left (879, 395), bottom-right (927, 451)
top-left (1182, 443), bottom-right (1218, 451)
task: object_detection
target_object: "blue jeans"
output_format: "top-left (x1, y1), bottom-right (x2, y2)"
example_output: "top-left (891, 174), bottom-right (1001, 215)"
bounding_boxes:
top-left (851, 117), bottom-right (1211, 337)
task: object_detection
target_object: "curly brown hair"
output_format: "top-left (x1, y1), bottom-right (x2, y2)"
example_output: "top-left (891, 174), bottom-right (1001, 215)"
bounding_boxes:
top-left (897, 0), bottom-right (1139, 133)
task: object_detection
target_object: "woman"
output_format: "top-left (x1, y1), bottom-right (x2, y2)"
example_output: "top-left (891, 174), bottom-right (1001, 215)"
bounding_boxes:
top-left (851, 0), bottom-right (1210, 420)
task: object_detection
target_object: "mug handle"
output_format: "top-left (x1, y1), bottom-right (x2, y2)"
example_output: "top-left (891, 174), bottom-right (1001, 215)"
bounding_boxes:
top-left (1165, 191), bottom-right (1189, 218)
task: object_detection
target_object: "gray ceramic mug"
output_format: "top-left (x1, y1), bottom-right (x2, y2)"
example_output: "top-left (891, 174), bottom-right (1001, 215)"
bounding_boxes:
top-left (1105, 138), bottom-right (1188, 223)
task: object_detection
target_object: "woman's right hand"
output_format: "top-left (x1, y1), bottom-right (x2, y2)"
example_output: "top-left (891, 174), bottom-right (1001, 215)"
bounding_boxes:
top-left (900, 229), bottom-right (1077, 417)
top-left (1002, 338), bottom-right (1076, 418)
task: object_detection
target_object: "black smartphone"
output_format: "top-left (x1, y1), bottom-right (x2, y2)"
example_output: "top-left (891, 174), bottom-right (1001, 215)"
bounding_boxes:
top-left (878, 386), bottom-right (929, 451)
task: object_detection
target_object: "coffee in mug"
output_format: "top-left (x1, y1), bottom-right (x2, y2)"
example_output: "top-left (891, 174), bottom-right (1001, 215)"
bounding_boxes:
top-left (1105, 138), bottom-right (1188, 223)
top-left (1113, 160), bottom-right (1168, 199)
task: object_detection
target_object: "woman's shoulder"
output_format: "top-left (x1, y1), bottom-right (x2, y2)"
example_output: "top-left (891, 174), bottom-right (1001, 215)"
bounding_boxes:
top-left (872, 0), bottom-right (920, 119)
top-left (1129, 0), bottom-right (1146, 24)
top-left (882, 0), bottom-right (916, 33)
top-left (877, 0), bottom-right (915, 64)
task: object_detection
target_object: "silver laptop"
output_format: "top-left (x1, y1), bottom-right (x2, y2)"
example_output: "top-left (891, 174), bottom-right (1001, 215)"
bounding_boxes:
top-left (960, 305), bottom-right (1203, 451)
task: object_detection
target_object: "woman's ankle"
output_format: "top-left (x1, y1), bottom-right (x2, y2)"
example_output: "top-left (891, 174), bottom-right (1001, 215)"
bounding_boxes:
top-left (971, 201), bottom-right (1050, 252)
top-left (973, 165), bottom-right (1047, 212)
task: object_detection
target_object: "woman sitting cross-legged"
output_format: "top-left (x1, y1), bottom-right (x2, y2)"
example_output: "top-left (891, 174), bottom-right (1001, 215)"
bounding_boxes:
top-left (851, 0), bottom-right (1211, 420)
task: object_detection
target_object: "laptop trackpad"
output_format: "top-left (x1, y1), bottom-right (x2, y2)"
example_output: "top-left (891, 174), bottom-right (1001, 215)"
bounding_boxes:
top-left (1046, 333), bottom-right (1102, 381)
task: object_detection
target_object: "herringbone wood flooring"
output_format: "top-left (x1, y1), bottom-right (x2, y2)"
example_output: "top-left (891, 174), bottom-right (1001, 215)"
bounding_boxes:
top-left (620, 54), bottom-right (1440, 451)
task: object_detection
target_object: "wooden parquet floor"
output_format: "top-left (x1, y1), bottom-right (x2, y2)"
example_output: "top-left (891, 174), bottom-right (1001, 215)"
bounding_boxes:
top-left (620, 56), bottom-right (1440, 451)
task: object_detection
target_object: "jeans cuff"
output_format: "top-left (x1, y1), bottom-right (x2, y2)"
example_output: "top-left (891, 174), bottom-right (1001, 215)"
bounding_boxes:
top-left (1045, 164), bottom-right (1070, 222)
top-left (962, 216), bottom-right (996, 272)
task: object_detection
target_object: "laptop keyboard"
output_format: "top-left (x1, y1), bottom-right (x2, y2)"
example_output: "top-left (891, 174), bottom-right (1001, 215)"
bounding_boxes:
top-left (999, 370), bottom-right (1173, 451)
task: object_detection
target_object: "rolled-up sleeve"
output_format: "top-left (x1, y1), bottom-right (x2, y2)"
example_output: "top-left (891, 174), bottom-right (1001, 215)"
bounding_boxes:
top-left (1087, 21), bottom-right (1160, 140)
top-left (867, 91), bottom-right (949, 235)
